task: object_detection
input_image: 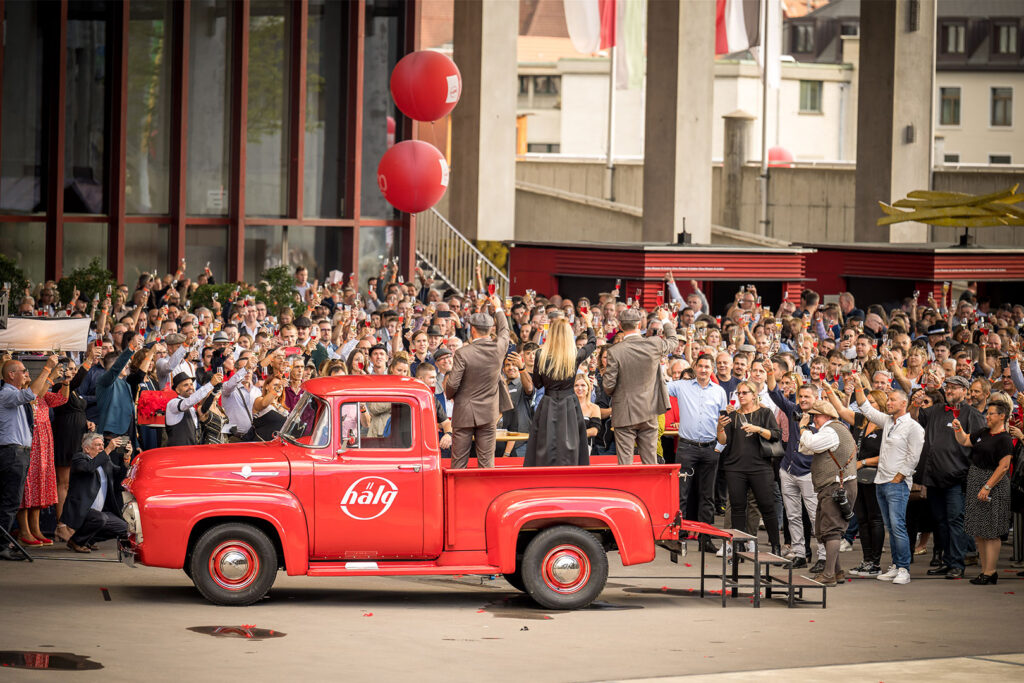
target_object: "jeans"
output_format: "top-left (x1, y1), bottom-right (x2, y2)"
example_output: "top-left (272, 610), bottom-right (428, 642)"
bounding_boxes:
top-left (677, 442), bottom-right (719, 525)
top-left (0, 445), bottom-right (30, 534)
top-left (928, 483), bottom-right (969, 570)
top-left (876, 481), bottom-right (912, 569)
top-left (779, 469), bottom-right (825, 560)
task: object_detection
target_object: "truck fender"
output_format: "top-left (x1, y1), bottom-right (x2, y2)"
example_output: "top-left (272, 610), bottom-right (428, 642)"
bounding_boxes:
top-left (146, 489), bottom-right (310, 575)
top-left (484, 488), bottom-right (654, 573)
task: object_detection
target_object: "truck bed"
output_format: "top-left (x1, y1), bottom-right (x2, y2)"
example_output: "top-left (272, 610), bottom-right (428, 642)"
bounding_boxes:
top-left (442, 462), bottom-right (679, 554)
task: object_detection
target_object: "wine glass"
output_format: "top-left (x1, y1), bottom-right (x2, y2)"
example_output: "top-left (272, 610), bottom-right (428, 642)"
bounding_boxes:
top-left (487, 278), bottom-right (496, 296)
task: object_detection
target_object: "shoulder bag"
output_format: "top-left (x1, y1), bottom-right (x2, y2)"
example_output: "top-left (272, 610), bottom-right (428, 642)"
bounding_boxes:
top-left (758, 408), bottom-right (785, 462)
top-left (854, 415), bottom-right (878, 485)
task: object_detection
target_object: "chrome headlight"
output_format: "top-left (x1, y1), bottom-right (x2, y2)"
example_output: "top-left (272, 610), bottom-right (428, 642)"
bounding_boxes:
top-left (122, 495), bottom-right (143, 544)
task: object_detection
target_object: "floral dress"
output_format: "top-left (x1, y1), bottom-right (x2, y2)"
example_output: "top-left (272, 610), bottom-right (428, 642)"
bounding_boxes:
top-left (21, 391), bottom-right (68, 509)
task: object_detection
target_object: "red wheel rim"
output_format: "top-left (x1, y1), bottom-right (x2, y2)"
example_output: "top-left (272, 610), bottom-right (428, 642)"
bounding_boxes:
top-left (208, 540), bottom-right (260, 591)
top-left (541, 544), bottom-right (591, 595)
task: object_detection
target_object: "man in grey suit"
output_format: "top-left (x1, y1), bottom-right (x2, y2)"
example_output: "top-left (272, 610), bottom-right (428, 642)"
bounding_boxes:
top-left (445, 295), bottom-right (510, 468)
top-left (602, 308), bottom-right (677, 465)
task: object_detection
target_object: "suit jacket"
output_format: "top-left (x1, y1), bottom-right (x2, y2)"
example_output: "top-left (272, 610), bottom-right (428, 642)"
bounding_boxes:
top-left (444, 311), bottom-right (511, 428)
top-left (602, 326), bottom-right (677, 427)
top-left (61, 450), bottom-right (123, 530)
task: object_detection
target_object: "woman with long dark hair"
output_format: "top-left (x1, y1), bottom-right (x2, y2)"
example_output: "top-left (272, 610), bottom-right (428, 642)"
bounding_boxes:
top-left (522, 312), bottom-right (596, 467)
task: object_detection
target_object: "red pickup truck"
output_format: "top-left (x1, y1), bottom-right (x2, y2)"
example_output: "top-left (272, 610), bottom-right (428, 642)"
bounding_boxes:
top-left (121, 376), bottom-right (681, 610)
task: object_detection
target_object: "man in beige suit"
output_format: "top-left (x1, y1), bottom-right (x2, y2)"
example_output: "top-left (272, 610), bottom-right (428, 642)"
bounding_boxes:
top-left (602, 308), bottom-right (677, 465)
top-left (444, 296), bottom-right (510, 468)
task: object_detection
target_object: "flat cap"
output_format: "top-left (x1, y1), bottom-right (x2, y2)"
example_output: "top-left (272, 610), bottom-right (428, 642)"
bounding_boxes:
top-left (469, 312), bottom-right (495, 329)
top-left (433, 347), bottom-right (452, 360)
top-left (619, 309), bottom-right (642, 323)
top-left (943, 375), bottom-right (970, 389)
top-left (426, 325), bottom-right (443, 337)
top-left (164, 333), bottom-right (186, 345)
top-left (808, 400), bottom-right (839, 419)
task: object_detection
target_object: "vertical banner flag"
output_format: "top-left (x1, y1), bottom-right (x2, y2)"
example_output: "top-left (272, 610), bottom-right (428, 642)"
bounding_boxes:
top-left (715, 0), bottom-right (762, 55)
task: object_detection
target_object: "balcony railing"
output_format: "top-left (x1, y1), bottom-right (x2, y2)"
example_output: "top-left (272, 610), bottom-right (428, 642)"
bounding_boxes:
top-left (415, 208), bottom-right (509, 298)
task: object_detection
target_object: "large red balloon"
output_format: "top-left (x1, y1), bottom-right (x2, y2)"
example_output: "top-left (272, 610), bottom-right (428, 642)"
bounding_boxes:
top-left (377, 140), bottom-right (449, 214)
top-left (390, 50), bottom-right (462, 122)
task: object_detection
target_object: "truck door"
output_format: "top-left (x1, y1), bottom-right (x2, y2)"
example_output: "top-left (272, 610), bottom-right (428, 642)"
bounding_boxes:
top-left (313, 400), bottom-right (428, 560)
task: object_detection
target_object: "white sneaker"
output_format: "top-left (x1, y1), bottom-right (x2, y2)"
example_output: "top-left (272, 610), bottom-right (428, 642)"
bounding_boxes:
top-left (892, 568), bottom-right (911, 585)
top-left (746, 541), bottom-right (756, 553)
top-left (839, 539), bottom-right (853, 552)
top-left (715, 543), bottom-right (733, 557)
top-left (877, 564), bottom-right (899, 581)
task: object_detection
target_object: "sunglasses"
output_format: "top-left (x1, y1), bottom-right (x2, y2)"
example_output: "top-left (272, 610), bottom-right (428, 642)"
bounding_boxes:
top-left (736, 390), bottom-right (754, 396)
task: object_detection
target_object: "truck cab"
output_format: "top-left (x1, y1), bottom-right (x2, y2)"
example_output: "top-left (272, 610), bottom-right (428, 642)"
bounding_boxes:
top-left (122, 376), bottom-right (681, 609)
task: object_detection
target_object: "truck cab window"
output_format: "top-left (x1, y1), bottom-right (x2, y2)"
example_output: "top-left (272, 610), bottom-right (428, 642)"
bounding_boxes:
top-left (341, 401), bottom-right (412, 450)
top-left (280, 394), bottom-right (331, 448)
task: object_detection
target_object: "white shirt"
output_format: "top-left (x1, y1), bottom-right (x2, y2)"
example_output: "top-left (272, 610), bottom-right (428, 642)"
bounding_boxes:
top-left (91, 462), bottom-right (107, 512)
top-left (166, 383), bottom-right (214, 428)
top-left (221, 369), bottom-right (256, 434)
top-left (858, 401), bottom-right (925, 489)
top-left (798, 419), bottom-right (857, 483)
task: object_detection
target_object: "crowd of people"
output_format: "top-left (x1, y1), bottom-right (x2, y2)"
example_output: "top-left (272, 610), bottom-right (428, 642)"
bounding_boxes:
top-left (1, 262), bottom-right (1022, 590)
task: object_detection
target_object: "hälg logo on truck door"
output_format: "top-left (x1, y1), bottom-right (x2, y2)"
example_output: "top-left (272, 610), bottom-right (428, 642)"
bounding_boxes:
top-left (339, 476), bottom-right (399, 520)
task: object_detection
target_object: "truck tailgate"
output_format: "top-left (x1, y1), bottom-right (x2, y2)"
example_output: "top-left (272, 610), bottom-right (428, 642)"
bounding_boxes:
top-left (442, 464), bottom-right (679, 552)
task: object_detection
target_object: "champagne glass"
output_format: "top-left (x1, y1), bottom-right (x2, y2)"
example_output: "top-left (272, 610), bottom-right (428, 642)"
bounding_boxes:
top-left (487, 278), bottom-right (496, 296)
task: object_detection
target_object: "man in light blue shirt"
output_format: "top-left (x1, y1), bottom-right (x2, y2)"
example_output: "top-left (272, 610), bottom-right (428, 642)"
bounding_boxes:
top-left (667, 355), bottom-right (727, 545)
top-left (1, 354), bottom-right (60, 560)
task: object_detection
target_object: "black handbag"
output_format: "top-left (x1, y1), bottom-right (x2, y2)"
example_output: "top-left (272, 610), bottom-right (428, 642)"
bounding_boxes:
top-left (757, 409), bottom-right (784, 461)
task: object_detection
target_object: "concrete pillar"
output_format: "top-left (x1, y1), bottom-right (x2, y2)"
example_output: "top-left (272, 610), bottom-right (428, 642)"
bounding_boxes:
top-left (722, 110), bottom-right (755, 231)
top-left (853, 0), bottom-right (936, 243)
top-left (642, 0), bottom-right (715, 244)
top-left (449, 0), bottom-right (517, 241)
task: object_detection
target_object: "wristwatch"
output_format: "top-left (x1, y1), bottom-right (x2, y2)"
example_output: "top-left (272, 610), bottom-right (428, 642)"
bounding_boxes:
top-left (984, 484), bottom-right (992, 491)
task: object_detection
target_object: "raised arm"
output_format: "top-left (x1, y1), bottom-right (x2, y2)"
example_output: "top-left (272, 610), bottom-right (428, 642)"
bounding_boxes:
top-left (822, 383), bottom-right (856, 425)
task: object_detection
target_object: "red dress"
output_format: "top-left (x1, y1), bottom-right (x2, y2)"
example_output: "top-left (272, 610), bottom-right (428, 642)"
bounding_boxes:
top-left (21, 391), bottom-right (67, 509)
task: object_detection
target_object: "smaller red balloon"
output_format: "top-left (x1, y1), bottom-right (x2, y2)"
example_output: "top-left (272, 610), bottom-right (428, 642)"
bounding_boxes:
top-left (768, 146), bottom-right (795, 167)
top-left (377, 140), bottom-right (449, 214)
top-left (390, 50), bottom-right (462, 122)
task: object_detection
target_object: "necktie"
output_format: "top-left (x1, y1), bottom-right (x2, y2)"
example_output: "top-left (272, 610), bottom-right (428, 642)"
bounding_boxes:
top-left (24, 403), bottom-right (34, 432)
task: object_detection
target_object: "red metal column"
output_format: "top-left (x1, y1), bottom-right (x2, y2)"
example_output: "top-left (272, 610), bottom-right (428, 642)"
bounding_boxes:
top-left (288, 0), bottom-right (307, 220)
top-left (169, 0), bottom-right (190, 273)
top-left (45, 0), bottom-right (69, 280)
top-left (342, 0), bottom-right (365, 281)
top-left (107, 0), bottom-right (130, 282)
top-left (228, 0), bottom-right (251, 282)
top-left (398, 0), bottom-right (420, 280)
top-left (0, 0), bottom-right (5, 178)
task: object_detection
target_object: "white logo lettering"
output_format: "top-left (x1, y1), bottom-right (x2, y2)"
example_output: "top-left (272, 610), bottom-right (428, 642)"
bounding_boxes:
top-left (439, 158), bottom-right (449, 188)
top-left (445, 74), bottom-right (461, 104)
top-left (339, 476), bottom-right (399, 520)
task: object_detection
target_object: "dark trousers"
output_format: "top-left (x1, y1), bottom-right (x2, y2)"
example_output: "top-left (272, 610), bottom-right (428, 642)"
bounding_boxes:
top-left (70, 509), bottom-right (128, 547)
top-left (928, 482), bottom-right (969, 570)
top-left (0, 445), bottom-right (30, 534)
top-left (725, 469), bottom-right (781, 548)
top-left (677, 442), bottom-right (718, 525)
top-left (853, 482), bottom-right (885, 565)
top-left (451, 424), bottom-right (496, 469)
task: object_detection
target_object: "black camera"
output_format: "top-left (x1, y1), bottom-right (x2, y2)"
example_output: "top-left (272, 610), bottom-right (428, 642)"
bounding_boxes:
top-left (832, 485), bottom-right (854, 521)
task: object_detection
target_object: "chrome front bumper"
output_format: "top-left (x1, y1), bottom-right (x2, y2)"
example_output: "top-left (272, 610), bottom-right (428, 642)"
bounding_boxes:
top-left (118, 538), bottom-right (137, 568)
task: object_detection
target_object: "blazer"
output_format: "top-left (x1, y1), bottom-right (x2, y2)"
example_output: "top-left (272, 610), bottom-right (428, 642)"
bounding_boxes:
top-left (445, 311), bottom-right (511, 428)
top-left (602, 326), bottom-right (677, 428)
top-left (61, 450), bottom-right (123, 530)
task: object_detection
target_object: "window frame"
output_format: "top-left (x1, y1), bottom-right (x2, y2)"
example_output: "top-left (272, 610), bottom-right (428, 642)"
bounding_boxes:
top-left (280, 393), bottom-right (333, 450)
top-left (940, 22), bottom-right (966, 55)
top-left (339, 399), bottom-right (415, 453)
top-left (938, 86), bottom-right (962, 127)
top-left (993, 22), bottom-right (1019, 57)
top-left (990, 86), bottom-right (1014, 128)
top-left (798, 80), bottom-right (823, 114)
top-left (988, 154), bottom-right (1012, 164)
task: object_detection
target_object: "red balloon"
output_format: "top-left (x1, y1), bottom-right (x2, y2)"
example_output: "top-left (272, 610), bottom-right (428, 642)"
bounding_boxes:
top-left (390, 50), bottom-right (462, 122)
top-left (377, 140), bottom-right (449, 214)
top-left (768, 146), bottom-right (795, 167)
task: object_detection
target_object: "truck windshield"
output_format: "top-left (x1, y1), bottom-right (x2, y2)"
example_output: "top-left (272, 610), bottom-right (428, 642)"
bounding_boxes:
top-left (279, 393), bottom-right (331, 448)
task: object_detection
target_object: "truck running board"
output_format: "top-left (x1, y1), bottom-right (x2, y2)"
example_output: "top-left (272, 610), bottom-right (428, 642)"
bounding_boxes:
top-left (307, 562), bottom-right (501, 577)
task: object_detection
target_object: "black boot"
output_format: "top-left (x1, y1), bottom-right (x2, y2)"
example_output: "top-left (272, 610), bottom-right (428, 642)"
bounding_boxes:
top-left (930, 550), bottom-right (944, 567)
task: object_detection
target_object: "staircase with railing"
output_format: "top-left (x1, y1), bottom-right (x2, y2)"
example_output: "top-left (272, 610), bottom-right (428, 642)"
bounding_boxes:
top-left (415, 208), bottom-right (509, 298)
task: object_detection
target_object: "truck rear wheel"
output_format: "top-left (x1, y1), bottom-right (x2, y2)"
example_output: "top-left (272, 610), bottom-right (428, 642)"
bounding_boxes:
top-left (190, 523), bottom-right (277, 606)
top-left (522, 525), bottom-right (608, 610)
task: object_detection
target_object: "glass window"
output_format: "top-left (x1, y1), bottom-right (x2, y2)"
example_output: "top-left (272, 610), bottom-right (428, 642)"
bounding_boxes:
top-left (185, 226), bottom-right (228, 283)
top-left (281, 393), bottom-right (331, 448)
top-left (340, 401), bottom-right (412, 450)
top-left (799, 81), bottom-right (823, 113)
top-left (244, 225), bottom-right (285, 284)
top-left (126, 1), bottom-right (173, 215)
top-left (518, 75), bottom-right (530, 95)
top-left (62, 222), bottom-right (109, 276)
top-left (0, 223), bottom-right (46, 285)
top-left (305, 0), bottom-right (348, 218)
top-left (995, 24), bottom-right (1018, 55)
top-left (533, 76), bottom-right (559, 95)
top-left (187, 0), bottom-right (233, 215)
top-left (527, 143), bottom-right (561, 153)
top-left (991, 87), bottom-right (1013, 126)
top-left (65, 0), bottom-right (114, 215)
top-left (942, 23), bottom-right (965, 54)
top-left (286, 225), bottom-right (347, 283)
top-left (246, 0), bottom-right (292, 217)
top-left (989, 155), bottom-right (1011, 164)
top-left (361, 0), bottom-right (404, 219)
top-left (794, 24), bottom-right (814, 53)
top-left (124, 224), bottom-right (170, 283)
top-left (940, 87), bottom-right (961, 125)
top-left (944, 153), bottom-right (960, 163)
top-left (0, 1), bottom-right (47, 214)
top-left (359, 225), bottom-right (398, 288)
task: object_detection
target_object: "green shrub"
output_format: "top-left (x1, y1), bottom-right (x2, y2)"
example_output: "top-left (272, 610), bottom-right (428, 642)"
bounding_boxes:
top-left (57, 258), bottom-right (117, 307)
top-left (0, 254), bottom-right (29, 300)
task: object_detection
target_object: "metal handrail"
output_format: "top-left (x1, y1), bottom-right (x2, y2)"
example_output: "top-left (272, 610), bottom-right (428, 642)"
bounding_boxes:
top-left (415, 208), bottom-right (509, 298)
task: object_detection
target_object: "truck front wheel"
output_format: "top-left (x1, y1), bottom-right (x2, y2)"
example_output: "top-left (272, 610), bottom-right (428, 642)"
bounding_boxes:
top-left (190, 523), bottom-right (277, 606)
top-left (522, 525), bottom-right (608, 610)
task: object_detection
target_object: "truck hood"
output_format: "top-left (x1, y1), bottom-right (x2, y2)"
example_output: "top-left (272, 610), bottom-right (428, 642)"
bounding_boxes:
top-left (126, 441), bottom-right (291, 493)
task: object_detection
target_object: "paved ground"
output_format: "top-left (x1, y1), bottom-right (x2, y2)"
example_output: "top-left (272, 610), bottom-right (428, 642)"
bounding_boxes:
top-left (2, 539), bottom-right (1023, 682)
